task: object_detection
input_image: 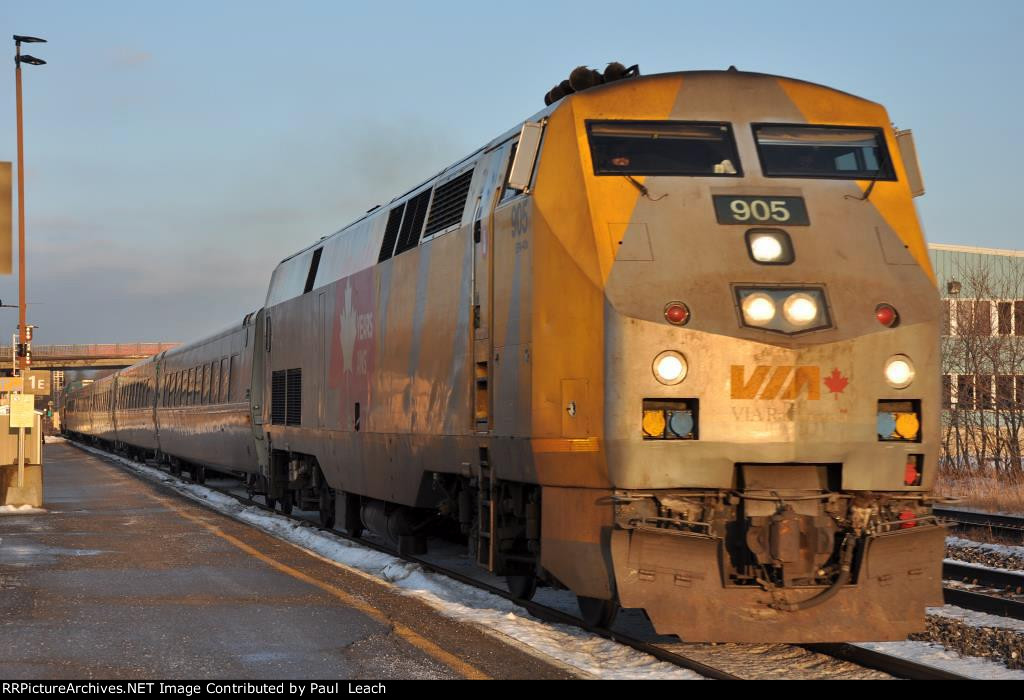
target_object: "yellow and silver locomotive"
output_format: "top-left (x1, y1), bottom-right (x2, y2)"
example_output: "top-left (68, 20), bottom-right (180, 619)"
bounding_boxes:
top-left (65, 67), bottom-right (943, 642)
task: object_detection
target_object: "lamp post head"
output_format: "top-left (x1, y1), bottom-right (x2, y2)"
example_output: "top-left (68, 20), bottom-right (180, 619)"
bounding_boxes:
top-left (13, 35), bottom-right (46, 44)
top-left (15, 55), bottom-right (46, 66)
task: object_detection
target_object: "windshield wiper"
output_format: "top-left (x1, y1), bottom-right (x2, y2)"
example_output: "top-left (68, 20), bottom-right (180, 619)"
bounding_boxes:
top-left (623, 174), bottom-right (667, 201)
top-left (845, 145), bottom-right (891, 203)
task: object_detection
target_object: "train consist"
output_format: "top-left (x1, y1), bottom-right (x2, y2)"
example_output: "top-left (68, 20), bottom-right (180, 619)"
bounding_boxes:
top-left (64, 66), bottom-right (945, 642)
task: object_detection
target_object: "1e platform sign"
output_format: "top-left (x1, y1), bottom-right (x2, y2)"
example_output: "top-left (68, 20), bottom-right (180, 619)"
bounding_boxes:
top-left (23, 370), bottom-right (50, 395)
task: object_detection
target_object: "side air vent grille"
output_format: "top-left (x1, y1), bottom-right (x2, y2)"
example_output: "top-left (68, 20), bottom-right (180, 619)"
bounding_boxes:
top-left (424, 169), bottom-right (474, 236)
top-left (378, 204), bottom-right (405, 263)
top-left (394, 189), bottom-right (432, 257)
top-left (271, 368), bottom-right (302, 426)
top-left (271, 370), bottom-right (286, 425)
top-left (286, 368), bottom-right (302, 426)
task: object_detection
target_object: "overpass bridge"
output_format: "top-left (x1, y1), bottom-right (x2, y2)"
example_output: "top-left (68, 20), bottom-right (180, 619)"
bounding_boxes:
top-left (0, 342), bottom-right (180, 371)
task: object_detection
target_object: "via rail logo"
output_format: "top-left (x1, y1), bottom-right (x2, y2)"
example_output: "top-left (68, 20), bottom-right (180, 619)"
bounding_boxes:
top-left (330, 270), bottom-right (375, 412)
top-left (730, 365), bottom-right (849, 401)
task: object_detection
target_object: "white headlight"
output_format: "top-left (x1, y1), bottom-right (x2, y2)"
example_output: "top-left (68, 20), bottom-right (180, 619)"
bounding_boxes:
top-left (782, 293), bottom-right (818, 326)
top-left (749, 234), bottom-right (784, 262)
top-left (741, 293), bottom-right (776, 325)
top-left (653, 351), bottom-right (687, 385)
top-left (884, 355), bottom-right (915, 389)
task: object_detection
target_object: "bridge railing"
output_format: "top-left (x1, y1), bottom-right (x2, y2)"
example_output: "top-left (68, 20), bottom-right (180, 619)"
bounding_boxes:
top-left (0, 342), bottom-right (180, 360)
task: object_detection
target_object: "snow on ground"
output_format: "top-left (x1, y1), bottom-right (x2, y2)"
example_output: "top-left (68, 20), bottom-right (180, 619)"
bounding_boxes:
top-left (857, 639), bottom-right (1024, 680)
top-left (916, 605), bottom-right (1024, 674)
top-left (947, 535), bottom-right (1024, 572)
top-left (70, 441), bottom-right (1024, 679)
top-left (948, 536), bottom-right (1024, 560)
top-left (73, 443), bottom-right (702, 680)
top-left (930, 604), bottom-right (1024, 634)
top-left (0, 504), bottom-right (47, 515)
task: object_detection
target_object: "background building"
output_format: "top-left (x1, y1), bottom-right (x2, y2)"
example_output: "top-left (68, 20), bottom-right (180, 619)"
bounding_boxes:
top-left (930, 243), bottom-right (1024, 471)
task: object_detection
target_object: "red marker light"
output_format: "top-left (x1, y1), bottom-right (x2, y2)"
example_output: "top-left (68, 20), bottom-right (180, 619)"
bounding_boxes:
top-left (664, 302), bottom-right (690, 326)
top-left (898, 510), bottom-right (917, 529)
top-left (904, 455), bottom-right (922, 486)
top-left (876, 303), bottom-right (899, 327)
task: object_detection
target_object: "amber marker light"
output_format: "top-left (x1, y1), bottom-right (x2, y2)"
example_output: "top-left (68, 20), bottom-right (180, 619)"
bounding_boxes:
top-left (642, 410), bottom-right (667, 437)
top-left (664, 302), bottom-right (690, 326)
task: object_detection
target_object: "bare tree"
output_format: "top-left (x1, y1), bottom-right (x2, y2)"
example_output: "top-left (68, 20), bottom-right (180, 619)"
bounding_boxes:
top-left (941, 255), bottom-right (1024, 484)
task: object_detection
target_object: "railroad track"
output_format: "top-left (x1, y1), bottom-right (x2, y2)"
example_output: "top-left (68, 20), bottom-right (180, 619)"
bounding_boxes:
top-left (67, 439), bottom-right (976, 680)
top-left (943, 561), bottom-right (1024, 621)
top-left (935, 506), bottom-right (1024, 541)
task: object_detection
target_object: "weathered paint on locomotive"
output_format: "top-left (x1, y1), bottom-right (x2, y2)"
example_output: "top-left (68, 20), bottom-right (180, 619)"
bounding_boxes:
top-left (64, 69), bottom-right (943, 642)
top-left (526, 71), bottom-right (942, 640)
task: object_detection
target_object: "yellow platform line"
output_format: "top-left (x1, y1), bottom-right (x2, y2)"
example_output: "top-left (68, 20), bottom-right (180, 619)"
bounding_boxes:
top-left (149, 493), bottom-right (490, 680)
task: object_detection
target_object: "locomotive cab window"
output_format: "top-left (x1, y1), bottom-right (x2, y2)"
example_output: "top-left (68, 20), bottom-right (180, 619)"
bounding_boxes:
top-left (753, 124), bottom-right (896, 180)
top-left (587, 121), bottom-right (742, 176)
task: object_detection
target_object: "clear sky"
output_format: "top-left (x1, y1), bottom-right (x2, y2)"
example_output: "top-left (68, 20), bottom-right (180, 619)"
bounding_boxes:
top-left (0, 1), bottom-right (1021, 344)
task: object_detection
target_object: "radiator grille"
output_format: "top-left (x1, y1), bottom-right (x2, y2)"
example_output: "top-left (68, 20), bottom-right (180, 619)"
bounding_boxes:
top-left (271, 370), bottom-right (286, 425)
top-left (424, 169), bottom-right (473, 236)
top-left (377, 204), bottom-right (405, 263)
top-left (286, 368), bottom-right (302, 426)
top-left (271, 368), bottom-right (302, 426)
top-left (394, 189), bottom-right (432, 256)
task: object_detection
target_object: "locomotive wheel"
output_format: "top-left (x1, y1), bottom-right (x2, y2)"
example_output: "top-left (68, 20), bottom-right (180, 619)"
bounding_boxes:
top-left (577, 595), bottom-right (620, 628)
top-left (319, 489), bottom-right (336, 529)
top-left (506, 574), bottom-right (538, 601)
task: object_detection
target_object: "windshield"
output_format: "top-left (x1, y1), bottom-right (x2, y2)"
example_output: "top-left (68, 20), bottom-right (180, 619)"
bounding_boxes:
top-left (754, 124), bottom-right (895, 180)
top-left (587, 121), bottom-right (742, 177)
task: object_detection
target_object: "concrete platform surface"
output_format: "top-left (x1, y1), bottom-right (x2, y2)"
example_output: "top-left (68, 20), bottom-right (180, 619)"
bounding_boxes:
top-left (0, 443), bottom-right (574, 680)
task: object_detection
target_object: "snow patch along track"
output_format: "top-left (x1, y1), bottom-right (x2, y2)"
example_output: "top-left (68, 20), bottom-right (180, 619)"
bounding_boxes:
top-left (65, 441), bottom-right (1024, 679)
top-left (68, 442), bottom-right (702, 680)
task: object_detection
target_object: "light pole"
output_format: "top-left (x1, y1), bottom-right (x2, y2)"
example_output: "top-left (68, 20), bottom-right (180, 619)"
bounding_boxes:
top-left (13, 34), bottom-right (45, 373)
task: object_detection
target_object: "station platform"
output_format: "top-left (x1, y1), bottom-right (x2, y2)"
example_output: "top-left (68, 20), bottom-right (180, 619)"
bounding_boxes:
top-left (0, 442), bottom-right (573, 680)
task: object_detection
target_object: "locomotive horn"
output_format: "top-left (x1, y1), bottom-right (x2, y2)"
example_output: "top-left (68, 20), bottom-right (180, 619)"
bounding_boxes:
top-left (603, 61), bottom-right (627, 82)
top-left (547, 83), bottom-right (567, 104)
top-left (569, 65), bottom-right (602, 91)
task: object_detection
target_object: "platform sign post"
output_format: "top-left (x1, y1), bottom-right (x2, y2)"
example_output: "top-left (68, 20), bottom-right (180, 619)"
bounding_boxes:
top-left (0, 162), bottom-right (10, 275)
top-left (10, 392), bottom-right (33, 487)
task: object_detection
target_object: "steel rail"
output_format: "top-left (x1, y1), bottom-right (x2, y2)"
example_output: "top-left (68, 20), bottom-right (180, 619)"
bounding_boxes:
top-left (944, 561), bottom-right (1024, 592)
top-left (935, 506), bottom-right (1024, 540)
top-left (66, 438), bottom-right (985, 681)
top-left (803, 644), bottom-right (972, 680)
top-left (942, 587), bottom-right (1024, 622)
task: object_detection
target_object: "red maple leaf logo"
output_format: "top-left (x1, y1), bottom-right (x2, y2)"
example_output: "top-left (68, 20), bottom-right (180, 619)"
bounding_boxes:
top-left (823, 368), bottom-right (849, 399)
